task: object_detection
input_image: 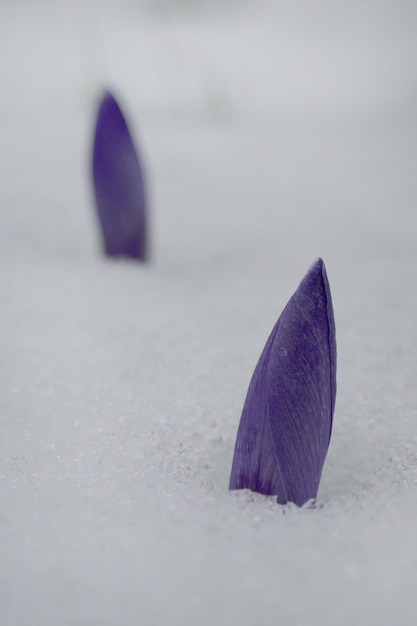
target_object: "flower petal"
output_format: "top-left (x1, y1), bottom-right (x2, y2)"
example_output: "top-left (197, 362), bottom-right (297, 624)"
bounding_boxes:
top-left (92, 90), bottom-right (148, 260)
top-left (229, 258), bottom-right (336, 506)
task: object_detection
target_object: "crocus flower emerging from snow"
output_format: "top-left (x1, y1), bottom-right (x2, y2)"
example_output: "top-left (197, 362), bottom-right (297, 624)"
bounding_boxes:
top-left (92, 90), bottom-right (148, 260)
top-left (229, 258), bottom-right (336, 506)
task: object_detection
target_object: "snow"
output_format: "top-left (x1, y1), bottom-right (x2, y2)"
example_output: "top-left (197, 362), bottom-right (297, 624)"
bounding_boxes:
top-left (1, 1), bottom-right (417, 624)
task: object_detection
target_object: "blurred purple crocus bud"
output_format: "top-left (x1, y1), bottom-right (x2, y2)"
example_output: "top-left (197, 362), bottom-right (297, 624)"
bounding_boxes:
top-left (92, 90), bottom-right (148, 260)
top-left (229, 258), bottom-right (336, 506)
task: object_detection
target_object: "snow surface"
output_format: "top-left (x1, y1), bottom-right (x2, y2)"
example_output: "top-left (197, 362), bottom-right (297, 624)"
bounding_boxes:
top-left (1, 1), bottom-right (417, 624)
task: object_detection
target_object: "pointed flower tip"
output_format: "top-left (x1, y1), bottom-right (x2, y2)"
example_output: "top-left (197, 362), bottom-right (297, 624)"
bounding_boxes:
top-left (229, 258), bottom-right (336, 507)
top-left (98, 88), bottom-right (115, 107)
top-left (92, 88), bottom-right (148, 262)
top-left (97, 89), bottom-right (124, 124)
top-left (101, 87), bottom-right (116, 102)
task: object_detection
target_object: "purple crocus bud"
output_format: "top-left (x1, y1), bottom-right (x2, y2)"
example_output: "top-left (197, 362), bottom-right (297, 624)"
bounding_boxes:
top-left (92, 90), bottom-right (148, 260)
top-left (229, 258), bottom-right (336, 506)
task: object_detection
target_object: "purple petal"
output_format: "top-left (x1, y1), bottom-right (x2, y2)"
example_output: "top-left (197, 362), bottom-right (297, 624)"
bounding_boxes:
top-left (229, 258), bottom-right (336, 506)
top-left (92, 90), bottom-right (148, 260)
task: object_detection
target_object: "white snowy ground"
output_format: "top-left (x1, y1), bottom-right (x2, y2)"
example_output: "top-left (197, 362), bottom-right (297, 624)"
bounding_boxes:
top-left (1, 1), bottom-right (417, 624)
